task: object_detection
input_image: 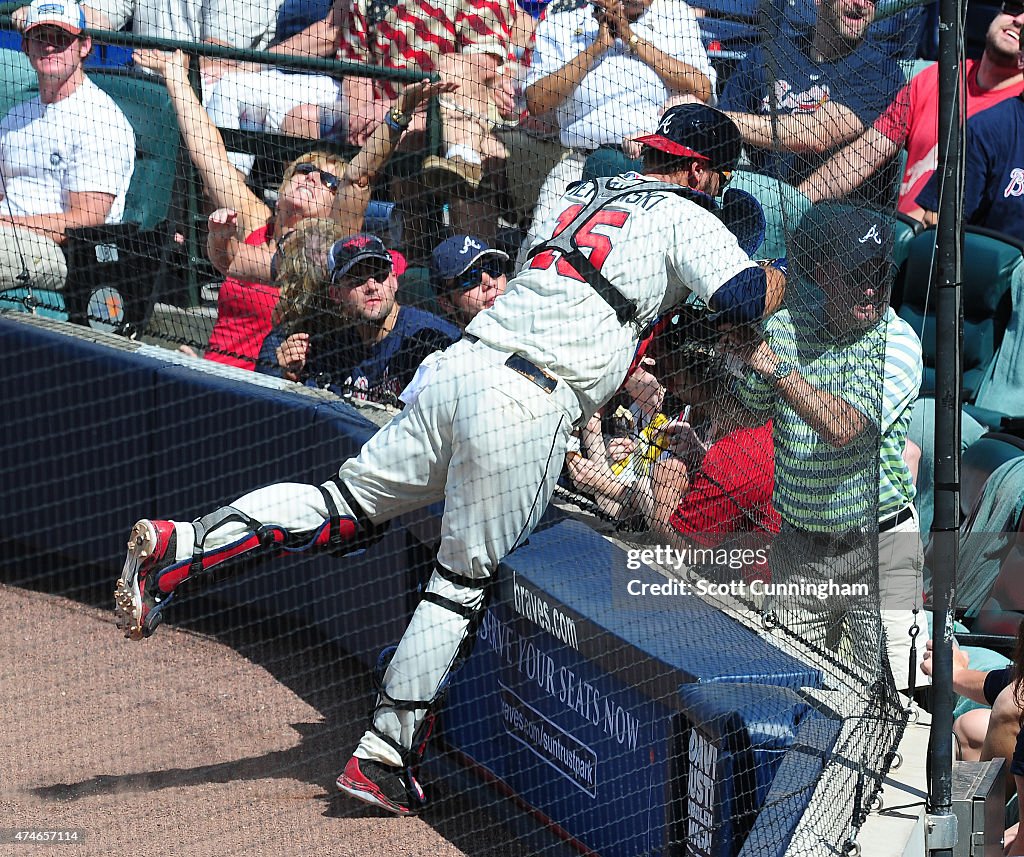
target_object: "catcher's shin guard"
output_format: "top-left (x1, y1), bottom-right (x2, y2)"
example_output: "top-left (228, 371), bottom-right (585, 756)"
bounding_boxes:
top-left (115, 478), bottom-right (387, 639)
top-left (361, 564), bottom-right (491, 777)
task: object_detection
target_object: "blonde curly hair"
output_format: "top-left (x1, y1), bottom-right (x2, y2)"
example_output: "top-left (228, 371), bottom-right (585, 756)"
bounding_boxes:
top-left (271, 217), bottom-right (348, 327)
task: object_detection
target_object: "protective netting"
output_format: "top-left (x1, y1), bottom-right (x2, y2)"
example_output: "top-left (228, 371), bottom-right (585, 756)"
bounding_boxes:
top-left (0, 0), bottom-right (943, 853)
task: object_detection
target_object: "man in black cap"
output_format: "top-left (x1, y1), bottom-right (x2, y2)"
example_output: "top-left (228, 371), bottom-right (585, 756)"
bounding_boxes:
top-left (113, 103), bottom-right (786, 816)
top-left (722, 203), bottom-right (927, 693)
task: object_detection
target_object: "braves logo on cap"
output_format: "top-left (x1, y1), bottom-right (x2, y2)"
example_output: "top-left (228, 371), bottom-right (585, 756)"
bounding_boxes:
top-left (858, 224), bottom-right (883, 245)
top-left (459, 236), bottom-right (482, 256)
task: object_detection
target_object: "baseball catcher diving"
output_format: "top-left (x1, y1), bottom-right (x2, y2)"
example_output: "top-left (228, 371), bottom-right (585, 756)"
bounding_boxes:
top-left (113, 104), bottom-right (785, 816)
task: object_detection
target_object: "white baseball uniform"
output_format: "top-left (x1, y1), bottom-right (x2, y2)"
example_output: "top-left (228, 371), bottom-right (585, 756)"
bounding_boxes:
top-left (154, 173), bottom-right (758, 767)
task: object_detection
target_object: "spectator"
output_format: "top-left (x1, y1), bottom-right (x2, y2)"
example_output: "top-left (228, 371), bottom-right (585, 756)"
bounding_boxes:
top-left (915, 76), bottom-right (1024, 242)
top-left (231, 0), bottom-right (519, 259)
top-left (0, 0), bottom-right (135, 292)
top-left (430, 233), bottom-right (509, 329)
top-left (722, 206), bottom-right (927, 692)
top-left (921, 633), bottom-right (1023, 833)
top-left (135, 47), bottom-right (452, 369)
top-left (518, 0), bottom-right (714, 262)
top-left (259, 232), bottom-right (460, 405)
top-left (719, 0), bottom-right (905, 207)
top-left (646, 311), bottom-right (780, 545)
top-left (799, 4), bottom-right (1024, 221)
top-left (567, 310), bottom-right (780, 554)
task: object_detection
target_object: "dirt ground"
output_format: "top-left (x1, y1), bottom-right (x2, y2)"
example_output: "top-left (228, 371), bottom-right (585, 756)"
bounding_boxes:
top-left (0, 581), bottom-right (534, 857)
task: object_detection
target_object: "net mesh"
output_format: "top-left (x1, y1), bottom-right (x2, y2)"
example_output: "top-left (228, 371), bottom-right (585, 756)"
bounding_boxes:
top-left (0, 0), bottom-right (939, 853)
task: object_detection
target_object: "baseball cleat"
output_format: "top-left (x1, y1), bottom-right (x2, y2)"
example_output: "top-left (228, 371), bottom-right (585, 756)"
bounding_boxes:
top-left (336, 757), bottom-right (426, 816)
top-left (114, 519), bottom-right (183, 640)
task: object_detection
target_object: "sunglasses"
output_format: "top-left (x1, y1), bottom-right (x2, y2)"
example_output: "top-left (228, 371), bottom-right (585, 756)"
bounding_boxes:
top-left (332, 258), bottom-right (393, 287)
top-left (26, 28), bottom-right (79, 50)
top-left (1003, 0), bottom-right (1024, 15)
top-left (293, 162), bottom-right (340, 193)
top-left (450, 259), bottom-right (505, 291)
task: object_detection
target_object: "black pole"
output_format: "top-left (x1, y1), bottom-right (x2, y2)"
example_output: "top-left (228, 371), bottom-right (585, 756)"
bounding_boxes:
top-left (927, 0), bottom-right (963, 849)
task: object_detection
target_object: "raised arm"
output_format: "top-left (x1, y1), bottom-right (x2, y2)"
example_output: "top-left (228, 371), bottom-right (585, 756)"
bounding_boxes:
top-left (133, 48), bottom-right (269, 233)
top-left (596, 0), bottom-right (712, 104)
top-left (332, 78), bottom-right (459, 234)
top-left (798, 125), bottom-right (902, 204)
top-left (525, 19), bottom-right (613, 117)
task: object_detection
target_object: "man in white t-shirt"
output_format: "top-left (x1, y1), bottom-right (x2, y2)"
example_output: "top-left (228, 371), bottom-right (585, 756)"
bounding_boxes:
top-left (517, 0), bottom-right (716, 268)
top-left (0, 0), bottom-right (135, 291)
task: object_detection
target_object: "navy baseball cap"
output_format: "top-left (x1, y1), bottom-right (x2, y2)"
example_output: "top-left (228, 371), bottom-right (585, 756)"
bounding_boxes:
top-left (431, 234), bottom-right (509, 290)
top-left (635, 104), bottom-right (742, 174)
top-left (793, 204), bottom-right (894, 276)
top-left (327, 233), bottom-right (406, 283)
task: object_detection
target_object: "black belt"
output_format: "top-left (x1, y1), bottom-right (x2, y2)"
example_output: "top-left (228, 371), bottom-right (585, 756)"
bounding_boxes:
top-left (505, 353), bottom-right (557, 394)
top-left (791, 506), bottom-right (914, 554)
top-left (879, 505), bottom-right (914, 532)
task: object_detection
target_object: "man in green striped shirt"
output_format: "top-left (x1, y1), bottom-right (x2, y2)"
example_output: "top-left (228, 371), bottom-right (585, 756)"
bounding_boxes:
top-left (725, 206), bottom-right (927, 693)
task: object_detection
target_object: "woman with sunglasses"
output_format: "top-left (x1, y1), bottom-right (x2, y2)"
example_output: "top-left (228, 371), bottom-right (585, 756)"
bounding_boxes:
top-left (133, 47), bottom-right (455, 370)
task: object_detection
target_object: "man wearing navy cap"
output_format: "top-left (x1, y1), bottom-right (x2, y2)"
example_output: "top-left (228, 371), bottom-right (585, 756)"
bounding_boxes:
top-left (257, 232), bottom-right (460, 405)
top-left (0, 0), bottom-right (134, 291)
top-left (113, 104), bottom-right (786, 816)
top-left (723, 204), bottom-right (927, 692)
top-left (431, 234), bottom-right (509, 329)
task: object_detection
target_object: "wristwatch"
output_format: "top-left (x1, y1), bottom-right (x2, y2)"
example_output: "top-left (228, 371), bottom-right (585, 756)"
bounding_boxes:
top-left (385, 105), bottom-right (412, 132)
top-left (771, 361), bottom-right (795, 384)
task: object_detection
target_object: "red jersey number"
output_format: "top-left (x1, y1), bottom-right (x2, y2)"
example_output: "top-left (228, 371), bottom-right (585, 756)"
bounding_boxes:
top-left (529, 205), bottom-right (630, 281)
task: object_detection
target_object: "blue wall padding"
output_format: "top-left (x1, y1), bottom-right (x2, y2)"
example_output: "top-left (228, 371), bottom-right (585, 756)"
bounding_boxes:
top-left (1, 315), bottom-right (828, 856)
top-left (676, 683), bottom-right (829, 857)
top-left (736, 715), bottom-right (841, 857)
top-left (496, 519), bottom-right (822, 691)
top-left (440, 520), bottom-right (824, 856)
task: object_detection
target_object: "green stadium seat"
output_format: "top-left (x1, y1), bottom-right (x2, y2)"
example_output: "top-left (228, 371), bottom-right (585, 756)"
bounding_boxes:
top-left (727, 169), bottom-right (811, 260)
top-left (889, 212), bottom-right (925, 311)
top-left (0, 48), bottom-right (37, 118)
top-left (899, 226), bottom-right (1020, 403)
top-left (61, 70), bottom-right (186, 334)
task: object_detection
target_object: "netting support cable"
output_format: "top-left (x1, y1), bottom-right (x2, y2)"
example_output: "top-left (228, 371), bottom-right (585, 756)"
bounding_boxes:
top-left (927, 0), bottom-right (965, 848)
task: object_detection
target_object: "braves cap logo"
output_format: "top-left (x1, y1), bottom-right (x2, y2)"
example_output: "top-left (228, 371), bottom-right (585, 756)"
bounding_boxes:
top-left (858, 224), bottom-right (883, 245)
top-left (657, 114), bottom-right (675, 136)
top-left (459, 236), bottom-right (482, 256)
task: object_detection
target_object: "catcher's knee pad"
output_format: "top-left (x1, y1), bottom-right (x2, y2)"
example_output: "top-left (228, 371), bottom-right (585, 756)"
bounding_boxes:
top-left (317, 476), bottom-right (389, 555)
top-left (370, 564), bottom-right (491, 767)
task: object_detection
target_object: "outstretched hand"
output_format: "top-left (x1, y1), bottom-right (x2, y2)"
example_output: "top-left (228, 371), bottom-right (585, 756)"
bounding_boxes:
top-left (398, 78), bottom-right (460, 115)
top-left (920, 637), bottom-right (968, 678)
top-left (207, 208), bottom-right (240, 239)
top-left (276, 332), bottom-right (311, 382)
top-left (132, 48), bottom-right (189, 84)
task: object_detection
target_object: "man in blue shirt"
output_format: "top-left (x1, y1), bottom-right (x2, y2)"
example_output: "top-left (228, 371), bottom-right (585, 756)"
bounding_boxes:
top-left (719, 0), bottom-right (906, 206)
top-left (916, 91), bottom-right (1024, 242)
top-left (260, 233), bottom-right (460, 406)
